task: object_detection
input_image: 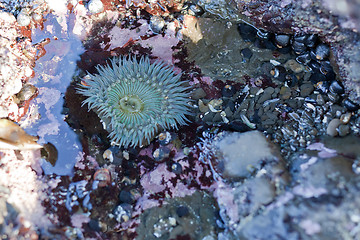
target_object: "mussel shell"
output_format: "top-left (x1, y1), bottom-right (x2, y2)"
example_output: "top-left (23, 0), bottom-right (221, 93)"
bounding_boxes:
top-left (238, 23), bottom-right (257, 42)
top-left (315, 81), bottom-right (330, 94)
top-left (315, 44), bottom-right (330, 60)
top-left (188, 4), bottom-right (204, 17)
top-left (309, 71), bottom-right (326, 84)
top-left (305, 34), bottom-right (318, 48)
top-left (343, 99), bottom-right (359, 112)
top-left (292, 41), bottom-right (307, 54)
top-left (329, 81), bottom-right (345, 95)
top-left (296, 52), bottom-right (311, 65)
top-left (293, 35), bottom-right (307, 43)
top-left (41, 142), bottom-right (58, 166)
top-left (274, 34), bottom-right (290, 47)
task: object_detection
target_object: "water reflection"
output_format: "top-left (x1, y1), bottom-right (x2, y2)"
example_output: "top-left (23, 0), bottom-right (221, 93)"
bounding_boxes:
top-left (26, 13), bottom-right (84, 175)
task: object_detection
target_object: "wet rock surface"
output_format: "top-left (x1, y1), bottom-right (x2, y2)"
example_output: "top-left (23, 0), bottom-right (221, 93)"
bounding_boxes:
top-left (135, 191), bottom-right (219, 240)
top-left (198, 0), bottom-right (360, 103)
top-left (0, 0), bottom-right (360, 239)
top-left (0, 12), bottom-right (36, 120)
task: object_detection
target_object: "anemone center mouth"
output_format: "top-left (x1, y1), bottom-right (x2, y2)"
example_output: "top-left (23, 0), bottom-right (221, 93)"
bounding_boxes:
top-left (119, 95), bottom-right (143, 113)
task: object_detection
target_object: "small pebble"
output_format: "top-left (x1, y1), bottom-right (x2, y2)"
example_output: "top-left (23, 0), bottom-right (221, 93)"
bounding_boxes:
top-left (222, 85), bottom-right (236, 97)
top-left (123, 151), bottom-right (130, 160)
top-left (88, 219), bottom-right (101, 232)
top-left (213, 112), bottom-right (222, 122)
top-left (208, 99), bottom-right (223, 112)
top-left (261, 62), bottom-right (275, 77)
top-left (316, 94), bottom-right (325, 105)
top-left (300, 83), bottom-right (314, 97)
top-left (87, 0), bottom-right (104, 14)
top-left (338, 124), bottom-right (350, 137)
top-left (340, 113), bottom-right (351, 124)
top-left (352, 158), bottom-right (360, 174)
top-left (284, 59), bottom-right (304, 73)
top-left (171, 162), bottom-right (182, 174)
top-left (192, 88), bottom-right (207, 100)
top-left (241, 48), bottom-right (253, 61)
top-left (32, 13), bottom-right (42, 22)
top-left (274, 34), bottom-right (290, 47)
top-left (309, 129), bottom-right (318, 136)
top-left (326, 118), bottom-right (342, 137)
top-left (257, 92), bottom-right (271, 104)
top-left (262, 119), bottom-right (275, 125)
top-left (176, 205), bottom-right (189, 217)
top-left (250, 87), bottom-right (260, 96)
top-left (264, 87), bottom-right (275, 95)
top-left (225, 99), bottom-right (235, 112)
top-left (149, 15), bottom-right (165, 34)
top-left (17, 9), bottom-right (31, 26)
top-left (119, 190), bottom-right (134, 204)
top-left (279, 86), bottom-right (291, 100)
top-left (224, 106), bottom-right (233, 118)
top-left (202, 112), bottom-right (214, 122)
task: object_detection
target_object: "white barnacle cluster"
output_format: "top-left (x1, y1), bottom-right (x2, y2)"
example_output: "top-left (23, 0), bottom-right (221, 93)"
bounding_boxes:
top-left (196, 130), bottom-right (222, 181)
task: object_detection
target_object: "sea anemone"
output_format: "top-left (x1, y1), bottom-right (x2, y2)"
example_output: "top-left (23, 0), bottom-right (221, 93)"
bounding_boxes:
top-left (77, 56), bottom-right (191, 147)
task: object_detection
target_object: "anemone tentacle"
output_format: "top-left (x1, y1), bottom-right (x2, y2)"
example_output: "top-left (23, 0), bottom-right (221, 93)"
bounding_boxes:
top-left (78, 56), bottom-right (191, 148)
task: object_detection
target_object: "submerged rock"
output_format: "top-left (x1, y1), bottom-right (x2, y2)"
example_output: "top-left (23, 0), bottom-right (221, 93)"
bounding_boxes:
top-left (214, 131), bottom-right (280, 179)
top-left (135, 191), bottom-right (219, 240)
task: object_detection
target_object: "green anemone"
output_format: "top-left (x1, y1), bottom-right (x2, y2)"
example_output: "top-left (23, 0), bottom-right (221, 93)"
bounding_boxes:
top-left (77, 56), bottom-right (191, 147)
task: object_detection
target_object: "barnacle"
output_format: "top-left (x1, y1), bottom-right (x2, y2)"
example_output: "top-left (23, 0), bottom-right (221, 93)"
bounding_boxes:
top-left (77, 56), bottom-right (191, 147)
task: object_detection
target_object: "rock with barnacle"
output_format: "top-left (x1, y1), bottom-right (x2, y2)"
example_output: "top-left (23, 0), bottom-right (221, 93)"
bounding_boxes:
top-left (77, 56), bottom-right (191, 148)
